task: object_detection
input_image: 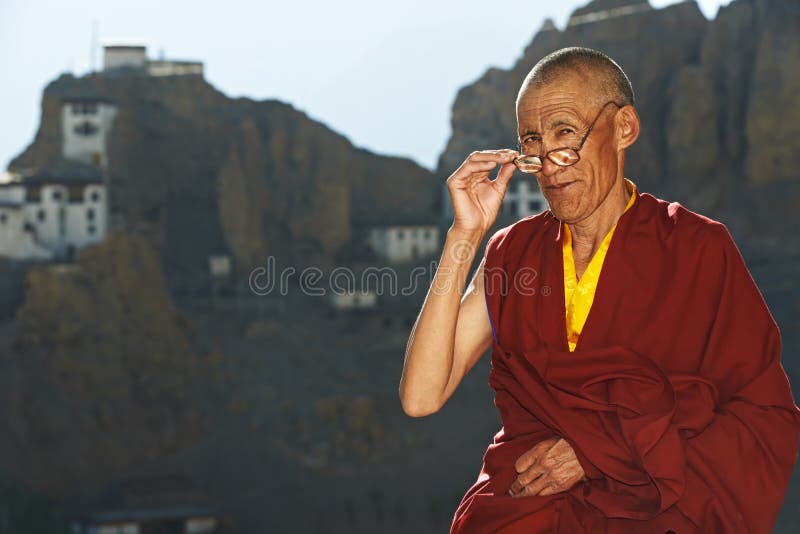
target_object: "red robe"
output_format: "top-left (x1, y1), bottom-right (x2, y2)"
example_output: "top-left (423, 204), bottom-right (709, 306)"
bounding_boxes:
top-left (450, 191), bottom-right (800, 533)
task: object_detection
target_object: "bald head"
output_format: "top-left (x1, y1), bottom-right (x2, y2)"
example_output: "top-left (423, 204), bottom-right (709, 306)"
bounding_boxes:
top-left (517, 47), bottom-right (634, 109)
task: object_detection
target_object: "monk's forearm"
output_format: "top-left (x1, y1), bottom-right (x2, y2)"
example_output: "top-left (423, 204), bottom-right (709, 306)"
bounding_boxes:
top-left (399, 227), bottom-right (483, 416)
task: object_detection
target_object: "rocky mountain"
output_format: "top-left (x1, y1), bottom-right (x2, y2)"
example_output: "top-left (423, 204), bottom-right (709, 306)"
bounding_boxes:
top-left (438, 0), bottom-right (800, 250)
top-left (9, 72), bottom-right (438, 282)
top-left (0, 232), bottom-right (210, 494)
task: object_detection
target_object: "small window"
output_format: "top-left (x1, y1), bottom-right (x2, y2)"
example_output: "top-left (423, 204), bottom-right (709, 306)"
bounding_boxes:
top-left (397, 230), bottom-right (404, 240)
top-left (26, 187), bottom-right (41, 202)
top-left (90, 191), bottom-right (101, 202)
top-left (74, 122), bottom-right (98, 136)
top-left (87, 224), bottom-right (96, 234)
top-left (72, 102), bottom-right (98, 115)
top-left (0, 212), bottom-right (7, 224)
top-left (87, 208), bottom-right (95, 221)
top-left (52, 190), bottom-right (62, 201)
top-left (528, 200), bottom-right (541, 212)
top-left (423, 229), bottom-right (431, 239)
top-left (37, 209), bottom-right (46, 222)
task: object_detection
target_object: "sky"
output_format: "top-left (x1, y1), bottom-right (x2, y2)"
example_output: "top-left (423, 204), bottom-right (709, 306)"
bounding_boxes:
top-left (1, 0), bottom-right (730, 173)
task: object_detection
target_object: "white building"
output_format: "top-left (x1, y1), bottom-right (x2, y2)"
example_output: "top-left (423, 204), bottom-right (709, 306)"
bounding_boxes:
top-left (367, 224), bottom-right (439, 264)
top-left (0, 201), bottom-right (51, 260)
top-left (147, 60), bottom-right (204, 77)
top-left (501, 180), bottom-right (547, 218)
top-left (441, 180), bottom-right (547, 220)
top-left (0, 172), bottom-right (107, 260)
top-left (103, 44), bottom-right (147, 70)
top-left (330, 289), bottom-right (378, 310)
top-left (102, 44), bottom-right (204, 77)
top-left (62, 97), bottom-right (118, 168)
top-left (69, 474), bottom-right (218, 534)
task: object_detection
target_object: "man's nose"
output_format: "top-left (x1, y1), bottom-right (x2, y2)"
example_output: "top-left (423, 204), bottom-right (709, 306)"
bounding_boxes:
top-left (539, 157), bottom-right (564, 178)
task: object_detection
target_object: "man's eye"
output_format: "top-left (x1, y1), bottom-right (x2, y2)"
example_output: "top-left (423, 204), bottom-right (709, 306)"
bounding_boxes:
top-left (559, 128), bottom-right (575, 135)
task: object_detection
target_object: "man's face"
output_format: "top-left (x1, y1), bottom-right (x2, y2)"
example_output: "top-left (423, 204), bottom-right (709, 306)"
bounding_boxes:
top-left (516, 72), bottom-right (622, 224)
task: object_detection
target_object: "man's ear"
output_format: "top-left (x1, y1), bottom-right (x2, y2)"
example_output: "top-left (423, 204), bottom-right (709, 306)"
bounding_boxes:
top-left (615, 105), bottom-right (640, 150)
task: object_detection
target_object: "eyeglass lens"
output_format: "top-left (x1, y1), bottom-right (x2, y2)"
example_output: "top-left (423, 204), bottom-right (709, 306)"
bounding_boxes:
top-left (515, 149), bottom-right (580, 173)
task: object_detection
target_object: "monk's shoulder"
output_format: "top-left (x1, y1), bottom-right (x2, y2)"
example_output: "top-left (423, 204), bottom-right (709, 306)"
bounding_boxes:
top-left (637, 192), bottom-right (729, 247)
top-left (484, 210), bottom-right (557, 260)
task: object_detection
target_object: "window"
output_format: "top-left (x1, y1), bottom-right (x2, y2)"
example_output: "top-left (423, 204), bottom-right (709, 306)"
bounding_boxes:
top-left (87, 208), bottom-right (95, 221)
top-left (37, 209), bottom-right (46, 222)
top-left (88, 224), bottom-right (96, 234)
top-left (528, 200), bottom-right (541, 212)
top-left (397, 230), bottom-right (404, 240)
top-left (74, 122), bottom-right (98, 136)
top-left (90, 190), bottom-right (101, 202)
top-left (423, 229), bottom-right (431, 239)
top-left (71, 102), bottom-right (98, 115)
top-left (25, 186), bottom-right (41, 202)
top-left (0, 212), bottom-right (6, 224)
top-left (52, 189), bottom-right (62, 201)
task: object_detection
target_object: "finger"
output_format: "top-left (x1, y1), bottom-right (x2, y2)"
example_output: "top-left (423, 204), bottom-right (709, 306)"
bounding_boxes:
top-left (447, 161), bottom-right (498, 186)
top-left (508, 468), bottom-right (543, 496)
top-left (514, 438), bottom-right (557, 473)
top-left (514, 449), bottom-right (538, 474)
top-left (519, 473), bottom-right (554, 497)
top-left (467, 150), bottom-right (518, 163)
top-left (516, 464), bottom-right (547, 488)
top-left (491, 159), bottom-right (517, 191)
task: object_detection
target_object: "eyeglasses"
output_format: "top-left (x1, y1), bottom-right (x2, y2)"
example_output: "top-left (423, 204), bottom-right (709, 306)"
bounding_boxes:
top-left (513, 101), bottom-right (623, 174)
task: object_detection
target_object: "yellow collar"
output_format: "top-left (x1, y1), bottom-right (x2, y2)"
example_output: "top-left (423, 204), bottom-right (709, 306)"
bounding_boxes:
top-left (562, 178), bottom-right (637, 351)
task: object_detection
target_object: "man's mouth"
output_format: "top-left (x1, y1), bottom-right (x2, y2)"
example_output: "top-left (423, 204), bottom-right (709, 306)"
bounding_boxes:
top-left (545, 181), bottom-right (576, 192)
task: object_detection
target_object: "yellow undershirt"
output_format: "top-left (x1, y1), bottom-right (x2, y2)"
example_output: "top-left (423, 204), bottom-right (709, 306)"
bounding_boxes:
top-left (563, 178), bottom-right (637, 351)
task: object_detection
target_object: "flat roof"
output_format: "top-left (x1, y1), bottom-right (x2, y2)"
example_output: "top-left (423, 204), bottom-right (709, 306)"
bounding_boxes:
top-left (62, 96), bottom-right (115, 104)
top-left (0, 177), bottom-right (103, 188)
top-left (103, 44), bottom-right (147, 50)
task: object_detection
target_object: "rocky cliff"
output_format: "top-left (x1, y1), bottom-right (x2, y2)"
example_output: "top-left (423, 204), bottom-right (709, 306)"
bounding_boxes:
top-left (10, 72), bottom-right (438, 280)
top-left (437, 0), bottom-right (800, 249)
top-left (0, 232), bottom-right (210, 494)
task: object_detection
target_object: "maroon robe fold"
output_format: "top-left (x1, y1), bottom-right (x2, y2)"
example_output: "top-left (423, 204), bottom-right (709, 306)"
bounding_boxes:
top-left (450, 191), bottom-right (800, 533)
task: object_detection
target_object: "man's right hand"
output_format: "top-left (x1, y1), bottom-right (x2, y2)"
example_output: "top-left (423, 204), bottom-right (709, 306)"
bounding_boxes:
top-left (446, 149), bottom-right (519, 236)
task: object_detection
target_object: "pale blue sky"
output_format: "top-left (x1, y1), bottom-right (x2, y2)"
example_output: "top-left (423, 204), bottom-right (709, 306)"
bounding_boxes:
top-left (1, 0), bottom-right (729, 172)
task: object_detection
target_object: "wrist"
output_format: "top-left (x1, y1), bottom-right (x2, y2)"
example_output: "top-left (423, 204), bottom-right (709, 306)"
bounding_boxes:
top-left (447, 225), bottom-right (484, 244)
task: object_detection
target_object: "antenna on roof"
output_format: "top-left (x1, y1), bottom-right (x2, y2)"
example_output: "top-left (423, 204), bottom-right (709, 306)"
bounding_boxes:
top-left (90, 20), bottom-right (99, 72)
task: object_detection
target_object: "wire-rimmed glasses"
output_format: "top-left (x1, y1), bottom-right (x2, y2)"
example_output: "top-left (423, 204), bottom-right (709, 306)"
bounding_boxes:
top-left (513, 101), bottom-right (623, 174)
